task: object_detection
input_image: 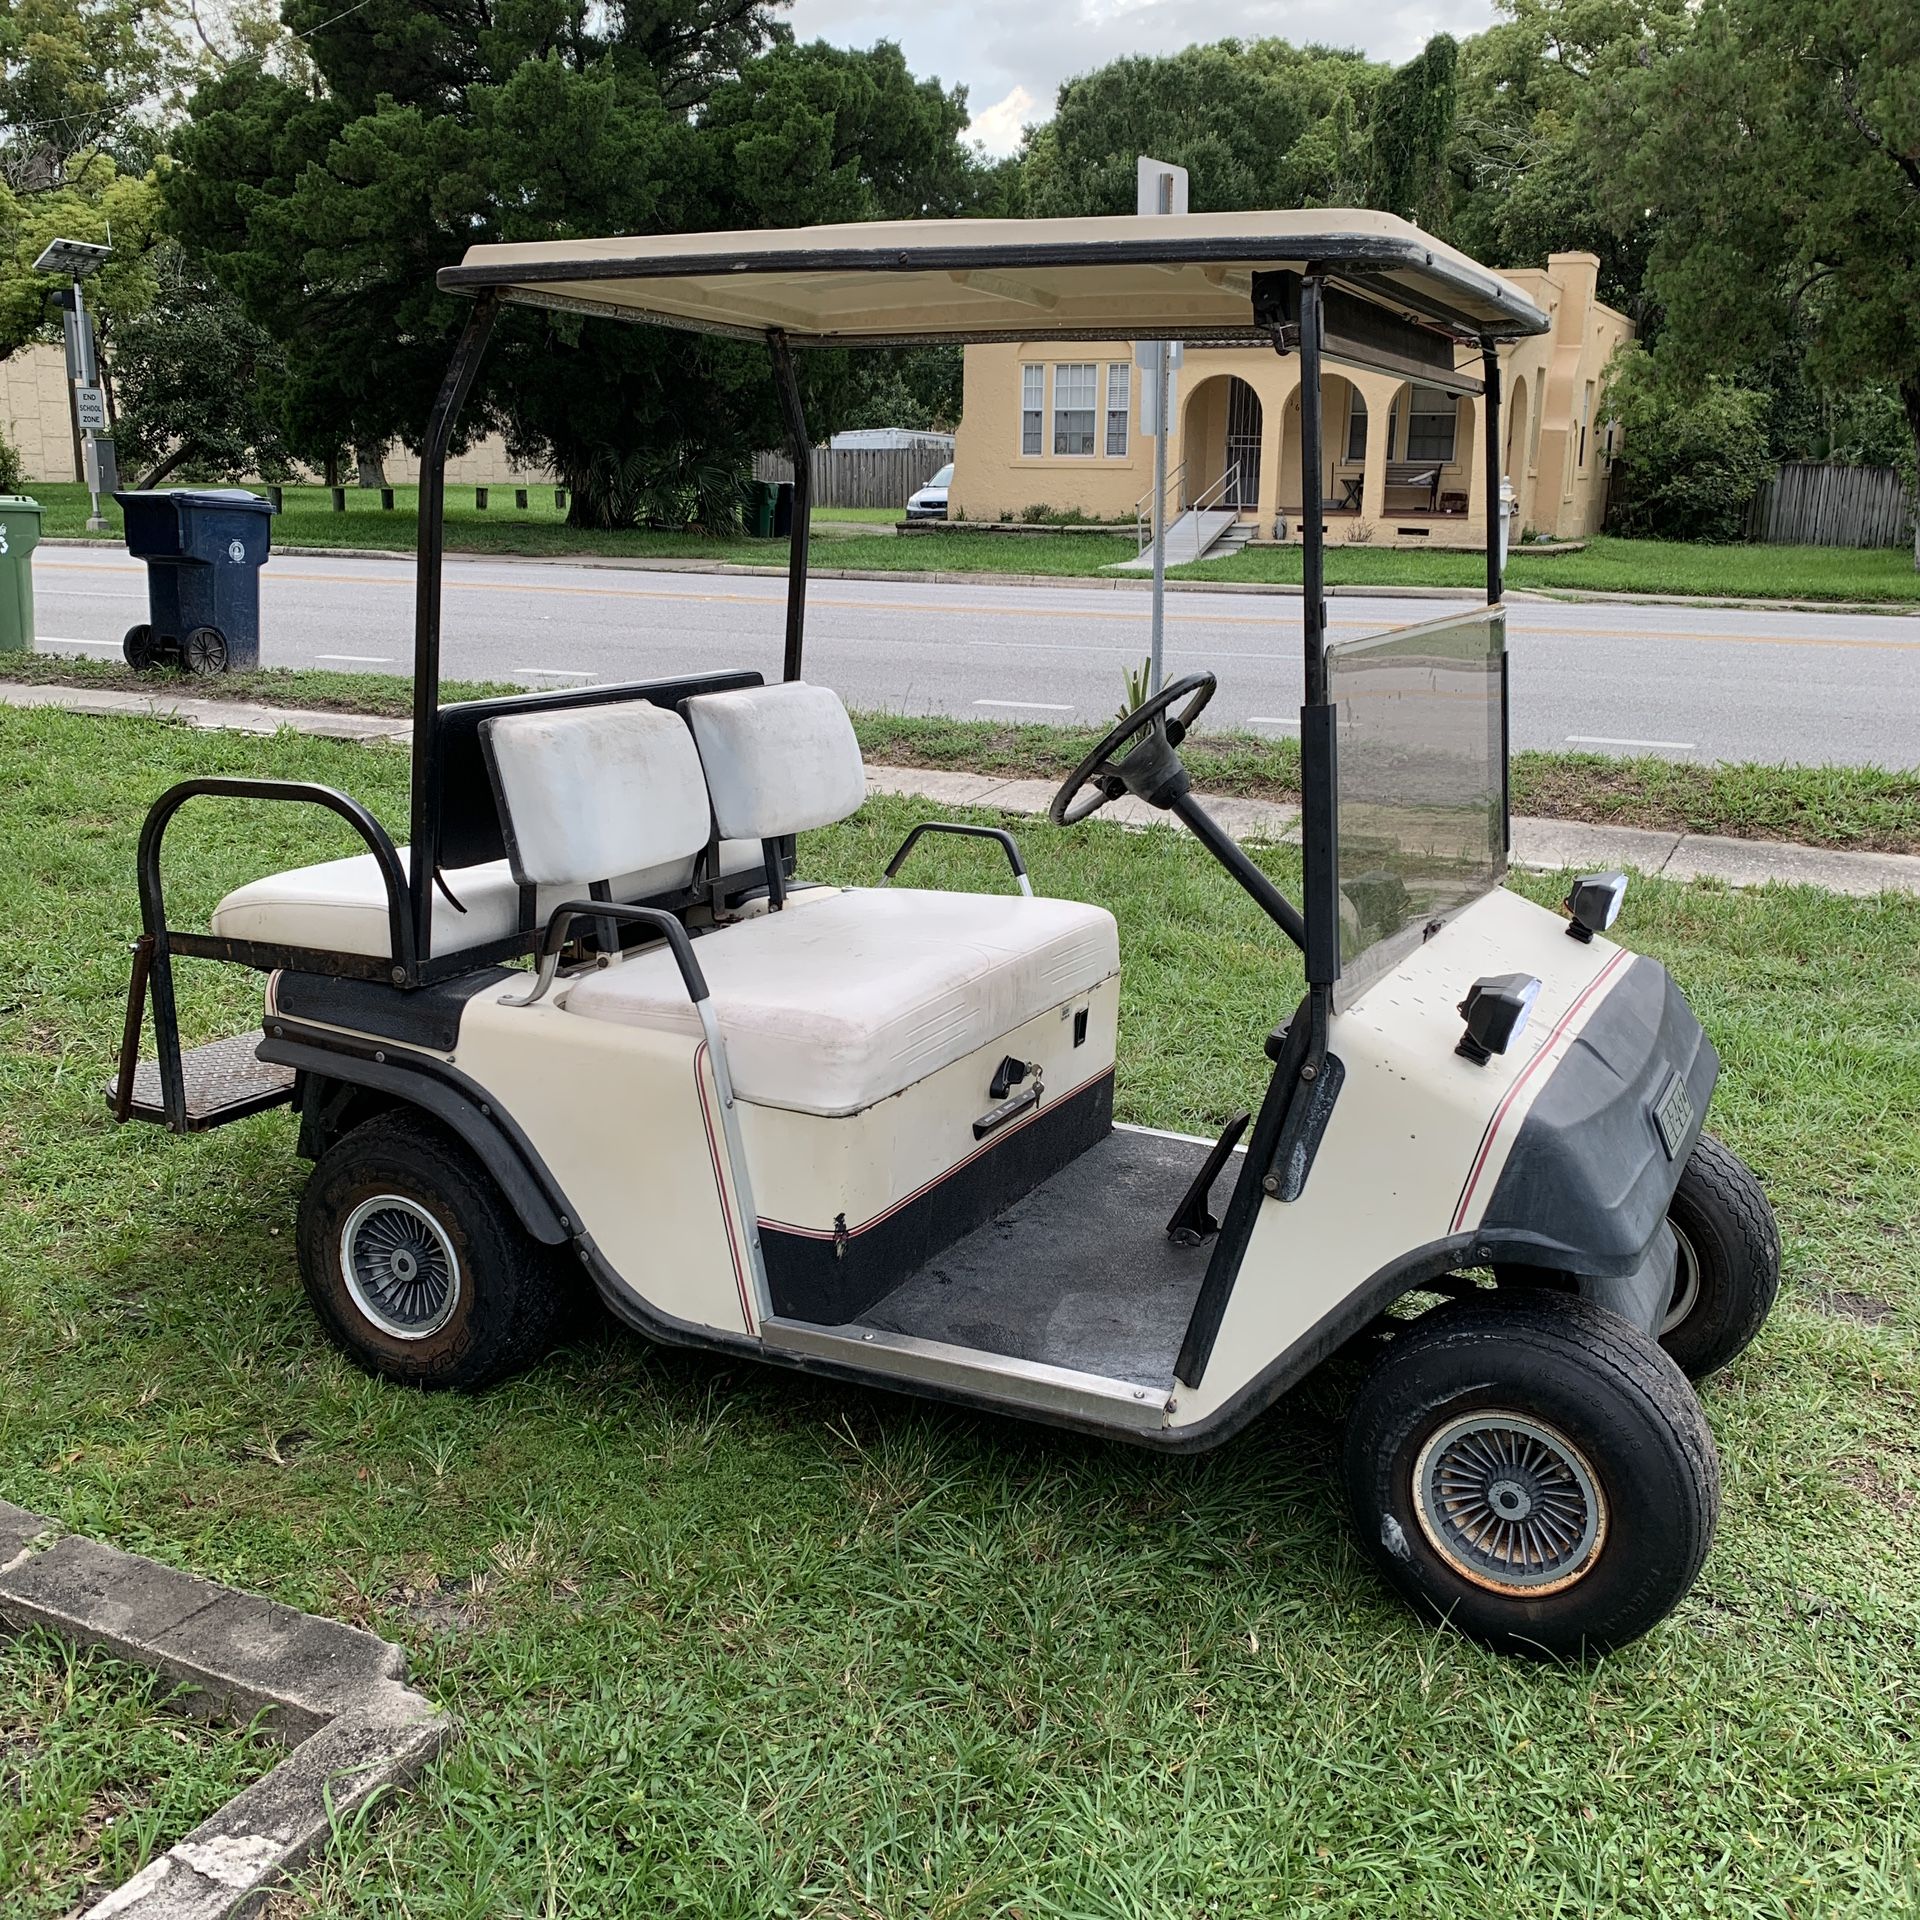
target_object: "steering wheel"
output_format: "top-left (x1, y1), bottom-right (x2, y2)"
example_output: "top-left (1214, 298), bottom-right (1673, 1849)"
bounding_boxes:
top-left (1049, 671), bottom-right (1217, 826)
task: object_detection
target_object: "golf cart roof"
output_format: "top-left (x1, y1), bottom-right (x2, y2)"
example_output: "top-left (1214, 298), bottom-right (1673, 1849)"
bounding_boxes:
top-left (439, 210), bottom-right (1552, 350)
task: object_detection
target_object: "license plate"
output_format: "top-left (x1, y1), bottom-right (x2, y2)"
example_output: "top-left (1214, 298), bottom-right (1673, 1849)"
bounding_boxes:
top-left (1652, 1070), bottom-right (1694, 1161)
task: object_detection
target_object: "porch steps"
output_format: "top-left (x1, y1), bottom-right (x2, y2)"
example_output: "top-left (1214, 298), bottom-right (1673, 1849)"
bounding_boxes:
top-left (1112, 506), bottom-right (1242, 570)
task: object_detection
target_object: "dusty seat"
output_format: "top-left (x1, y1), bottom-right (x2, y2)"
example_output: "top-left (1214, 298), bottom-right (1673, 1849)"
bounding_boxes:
top-left (209, 846), bottom-right (751, 962)
top-left (561, 885), bottom-right (1119, 1115)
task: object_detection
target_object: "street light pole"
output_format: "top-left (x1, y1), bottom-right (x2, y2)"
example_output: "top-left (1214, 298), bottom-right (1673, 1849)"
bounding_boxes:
top-left (34, 238), bottom-right (114, 532)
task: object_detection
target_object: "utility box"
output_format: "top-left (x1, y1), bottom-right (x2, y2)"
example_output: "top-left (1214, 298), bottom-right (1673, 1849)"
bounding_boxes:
top-left (115, 488), bottom-right (276, 674)
top-left (0, 494), bottom-right (43, 654)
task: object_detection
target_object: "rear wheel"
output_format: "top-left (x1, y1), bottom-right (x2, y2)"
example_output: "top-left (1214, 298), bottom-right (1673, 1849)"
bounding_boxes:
top-left (122, 623), bottom-right (156, 670)
top-left (1660, 1133), bottom-right (1779, 1379)
top-left (297, 1109), bottom-right (569, 1390)
top-left (1343, 1291), bottom-right (1718, 1657)
top-left (181, 625), bottom-right (228, 675)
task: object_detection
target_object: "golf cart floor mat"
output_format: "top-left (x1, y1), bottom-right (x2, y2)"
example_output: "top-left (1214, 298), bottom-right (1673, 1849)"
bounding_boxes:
top-left (862, 1127), bottom-right (1223, 1387)
top-left (110, 1030), bottom-right (295, 1129)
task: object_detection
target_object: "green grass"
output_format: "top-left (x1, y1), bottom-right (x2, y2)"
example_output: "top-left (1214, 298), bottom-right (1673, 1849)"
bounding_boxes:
top-left (6, 659), bottom-right (1916, 852)
top-left (1178, 532), bottom-right (1920, 603)
top-left (31, 483), bottom-right (1918, 598)
top-left (3, 707), bottom-right (1920, 1913)
top-left (0, 1627), bottom-right (275, 1916)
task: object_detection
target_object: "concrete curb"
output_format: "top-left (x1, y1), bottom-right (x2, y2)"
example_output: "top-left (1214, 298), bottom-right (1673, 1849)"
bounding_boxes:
top-left (0, 1498), bottom-right (452, 1919)
top-left (7, 681), bottom-right (1917, 897)
top-left (39, 536), bottom-right (1917, 616)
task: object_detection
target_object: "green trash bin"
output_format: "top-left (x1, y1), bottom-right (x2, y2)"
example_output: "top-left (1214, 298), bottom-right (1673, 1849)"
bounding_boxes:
top-left (746, 478), bottom-right (778, 539)
top-left (0, 494), bottom-right (42, 654)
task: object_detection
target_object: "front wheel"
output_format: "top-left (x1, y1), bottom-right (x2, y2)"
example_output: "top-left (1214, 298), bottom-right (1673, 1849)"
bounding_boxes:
top-left (123, 623), bottom-right (156, 670)
top-left (181, 625), bottom-right (228, 675)
top-left (1343, 1291), bottom-right (1719, 1657)
top-left (1660, 1133), bottom-right (1779, 1379)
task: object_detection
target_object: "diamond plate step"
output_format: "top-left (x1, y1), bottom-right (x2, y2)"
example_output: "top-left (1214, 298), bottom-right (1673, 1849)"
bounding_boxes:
top-left (109, 1030), bottom-right (295, 1130)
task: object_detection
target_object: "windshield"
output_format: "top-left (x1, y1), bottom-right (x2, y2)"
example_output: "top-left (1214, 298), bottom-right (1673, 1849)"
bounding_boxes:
top-left (927, 464), bottom-right (954, 487)
top-left (1327, 605), bottom-right (1506, 1010)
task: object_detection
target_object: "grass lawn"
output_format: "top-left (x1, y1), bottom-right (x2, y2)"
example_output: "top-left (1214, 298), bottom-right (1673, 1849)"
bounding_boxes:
top-left (3, 707), bottom-right (1919, 1914)
top-left (28, 483), bottom-right (1919, 600)
top-left (7, 655), bottom-right (1919, 854)
top-left (0, 1627), bottom-right (275, 1916)
top-left (1177, 532), bottom-right (1920, 603)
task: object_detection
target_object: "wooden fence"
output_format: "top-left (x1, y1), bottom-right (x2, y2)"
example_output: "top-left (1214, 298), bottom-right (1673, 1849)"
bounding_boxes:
top-left (1746, 461), bottom-right (1915, 548)
top-left (752, 446), bottom-right (950, 510)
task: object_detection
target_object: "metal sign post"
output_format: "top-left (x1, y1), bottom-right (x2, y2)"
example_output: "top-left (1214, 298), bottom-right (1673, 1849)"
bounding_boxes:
top-left (34, 237), bottom-right (114, 532)
top-left (1135, 158), bottom-right (1188, 696)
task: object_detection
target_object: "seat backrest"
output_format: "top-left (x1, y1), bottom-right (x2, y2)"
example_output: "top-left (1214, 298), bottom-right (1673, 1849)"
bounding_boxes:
top-left (480, 703), bottom-right (711, 887)
top-left (681, 681), bottom-right (866, 840)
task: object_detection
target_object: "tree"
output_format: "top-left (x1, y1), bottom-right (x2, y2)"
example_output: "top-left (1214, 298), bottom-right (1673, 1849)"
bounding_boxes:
top-left (166, 9), bottom-right (986, 527)
top-left (1595, 0), bottom-right (1920, 565)
top-left (1601, 343), bottom-right (1774, 541)
top-left (111, 244), bottom-right (291, 484)
top-left (1365, 34), bottom-right (1456, 227)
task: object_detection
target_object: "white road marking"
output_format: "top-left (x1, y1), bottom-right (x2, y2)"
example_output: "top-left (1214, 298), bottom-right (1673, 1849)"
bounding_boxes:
top-left (1565, 733), bottom-right (1697, 751)
top-left (37, 636), bottom-right (119, 648)
top-left (315, 653), bottom-right (394, 664)
top-left (974, 698), bottom-right (1074, 712)
top-left (1245, 714), bottom-right (1300, 728)
top-left (514, 666), bottom-right (593, 680)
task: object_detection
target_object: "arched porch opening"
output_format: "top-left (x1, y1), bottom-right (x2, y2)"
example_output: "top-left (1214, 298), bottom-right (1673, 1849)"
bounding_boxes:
top-left (1277, 373), bottom-right (1367, 517)
top-left (1378, 379), bottom-right (1474, 519)
top-left (1179, 374), bottom-right (1262, 511)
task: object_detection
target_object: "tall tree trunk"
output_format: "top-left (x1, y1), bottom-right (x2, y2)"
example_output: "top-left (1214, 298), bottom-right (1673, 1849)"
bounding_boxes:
top-left (324, 451), bottom-right (340, 488)
top-left (354, 446), bottom-right (388, 488)
top-left (134, 444), bottom-right (195, 490)
top-left (1904, 378), bottom-right (1920, 573)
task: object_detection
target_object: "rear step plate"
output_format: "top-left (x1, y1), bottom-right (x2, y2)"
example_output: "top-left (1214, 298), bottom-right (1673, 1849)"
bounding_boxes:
top-left (109, 1030), bottom-right (295, 1129)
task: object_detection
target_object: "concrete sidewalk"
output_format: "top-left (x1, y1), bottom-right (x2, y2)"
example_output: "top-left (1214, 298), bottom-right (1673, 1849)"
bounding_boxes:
top-left (10, 679), bottom-right (1919, 898)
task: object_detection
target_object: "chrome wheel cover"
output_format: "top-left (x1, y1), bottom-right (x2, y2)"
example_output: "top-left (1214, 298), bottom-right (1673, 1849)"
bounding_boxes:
top-left (340, 1194), bottom-right (461, 1340)
top-left (1413, 1411), bottom-right (1606, 1594)
top-left (1661, 1222), bottom-right (1702, 1337)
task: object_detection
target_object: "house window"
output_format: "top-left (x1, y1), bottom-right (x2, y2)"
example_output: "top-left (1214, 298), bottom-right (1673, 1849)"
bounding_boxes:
top-left (1020, 365), bottom-right (1043, 456)
top-left (1345, 389), bottom-right (1368, 462)
top-left (1404, 385), bottom-right (1457, 464)
top-left (1578, 380), bottom-right (1595, 467)
top-left (1053, 362), bottom-right (1096, 456)
top-left (1105, 363), bottom-right (1130, 457)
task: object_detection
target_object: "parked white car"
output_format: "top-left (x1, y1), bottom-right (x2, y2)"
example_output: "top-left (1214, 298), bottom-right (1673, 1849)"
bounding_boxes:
top-left (905, 462), bottom-right (952, 520)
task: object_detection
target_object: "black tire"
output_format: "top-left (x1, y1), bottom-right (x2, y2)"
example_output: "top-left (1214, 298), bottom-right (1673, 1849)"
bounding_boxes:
top-left (1660, 1132), bottom-right (1780, 1380)
top-left (296, 1109), bottom-right (569, 1391)
top-left (181, 626), bottom-right (228, 675)
top-left (1343, 1291), bottom-right (1719, 1657)
top-left (122, 623), bottom-right (157, 671)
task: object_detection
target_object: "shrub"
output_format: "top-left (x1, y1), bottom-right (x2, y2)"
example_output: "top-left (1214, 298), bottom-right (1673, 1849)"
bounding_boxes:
top-left (1602, 345), bottom-right (1775, 543)
top-left (0, 429), bottom-right (22, 494)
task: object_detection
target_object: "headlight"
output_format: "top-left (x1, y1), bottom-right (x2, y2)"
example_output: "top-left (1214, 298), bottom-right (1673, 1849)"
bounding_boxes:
top-left (1456, 973), bottom-right (1542, 1065)
top-left (1564, 871), bottom-right (1628, 943)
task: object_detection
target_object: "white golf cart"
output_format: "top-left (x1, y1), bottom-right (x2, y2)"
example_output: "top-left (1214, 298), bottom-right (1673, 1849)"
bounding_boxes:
top-left (111, 211), bottom-right (1779, 1655)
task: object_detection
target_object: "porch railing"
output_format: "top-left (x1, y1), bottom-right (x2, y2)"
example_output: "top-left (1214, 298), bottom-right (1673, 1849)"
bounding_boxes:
top-left (1134, 460), bottom-right (1241, 555)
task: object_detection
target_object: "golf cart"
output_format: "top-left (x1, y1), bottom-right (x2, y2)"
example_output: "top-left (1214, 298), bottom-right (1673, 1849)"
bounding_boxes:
top-left (110, 211), bottom-right (1779, 1656)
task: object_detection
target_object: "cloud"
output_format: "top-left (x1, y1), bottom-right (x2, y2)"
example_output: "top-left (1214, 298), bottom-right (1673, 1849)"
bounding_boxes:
top-left (966, 84), bottom-right (1042, 157)
top-left (787, 0), bottom-right (1501, 156)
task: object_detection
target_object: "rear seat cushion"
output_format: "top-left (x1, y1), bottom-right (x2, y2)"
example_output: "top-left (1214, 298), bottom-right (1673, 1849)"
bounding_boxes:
top-left (561, 886), bottom-right (1119, 1116)
top-left (482, 703), bottom-right (712, 887)
top-left (210, 842), bottom-right (766, 962)
top-left (683, 682), bottom-right (866, 840)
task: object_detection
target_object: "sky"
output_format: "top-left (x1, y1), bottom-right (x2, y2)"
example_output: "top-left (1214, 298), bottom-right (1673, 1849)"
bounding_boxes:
top-left (786, 0), bottom-right (1506, 156)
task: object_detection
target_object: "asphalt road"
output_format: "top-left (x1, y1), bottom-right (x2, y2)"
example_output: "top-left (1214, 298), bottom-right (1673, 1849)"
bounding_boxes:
top-left (32, 546), bottom-right (1920, 766)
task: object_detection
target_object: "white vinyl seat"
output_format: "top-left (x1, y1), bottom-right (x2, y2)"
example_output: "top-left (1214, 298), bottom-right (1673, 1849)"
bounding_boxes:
top-left (214, 699), bottom-right (760, 963)
top-left (209, 843), bottom-right (763, 962)
top-left (562, 886), bottom-right (1119, 1115)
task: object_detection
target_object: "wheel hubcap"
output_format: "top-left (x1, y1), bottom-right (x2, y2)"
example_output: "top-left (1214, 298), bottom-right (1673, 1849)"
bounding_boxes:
top-left (1661, 1222), bottom-right (1701, 1336)
top-left (340, 1195), bottom-right (460, 1340)
top-left (1413, 1411), bottom-right (1606, 1594)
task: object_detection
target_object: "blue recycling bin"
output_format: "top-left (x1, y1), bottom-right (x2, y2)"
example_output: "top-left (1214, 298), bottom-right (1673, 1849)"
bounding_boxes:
top-left (114, 488), bottom-right (277, 674)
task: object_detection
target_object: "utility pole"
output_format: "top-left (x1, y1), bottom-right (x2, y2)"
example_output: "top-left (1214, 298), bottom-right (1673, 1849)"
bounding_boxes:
top-left (35, 238), bottom-right (115, 531)
top-left (1135, 158), bottom-right (1188, 697)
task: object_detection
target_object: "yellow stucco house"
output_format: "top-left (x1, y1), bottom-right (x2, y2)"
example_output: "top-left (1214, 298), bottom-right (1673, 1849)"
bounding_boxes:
top-left (951, 250), bottom-right (1631, 548)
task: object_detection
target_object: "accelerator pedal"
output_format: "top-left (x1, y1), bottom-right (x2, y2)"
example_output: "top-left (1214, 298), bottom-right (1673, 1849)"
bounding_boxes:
top-left (1165, 1109), bottom-right (1251, 1246)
